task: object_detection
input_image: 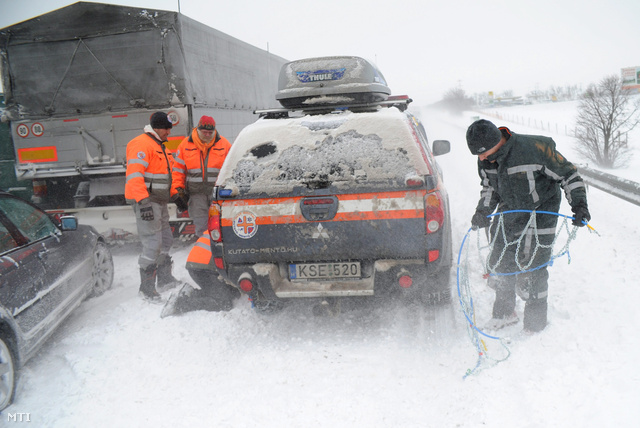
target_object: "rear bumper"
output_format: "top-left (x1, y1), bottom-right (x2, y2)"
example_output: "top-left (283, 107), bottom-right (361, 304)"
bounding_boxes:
top-left (223, 258), bottom-right (449, 300)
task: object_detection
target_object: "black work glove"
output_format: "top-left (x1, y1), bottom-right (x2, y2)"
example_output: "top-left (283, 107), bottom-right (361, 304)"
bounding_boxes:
top-left (172, 195), bottom-right (189, 213)
top-left (571, 203), bottom-right (591, 227)
top-left (172, 189), bottom-right (189, 212)
top-left (139, 201), bottom-right (154, 221)
top-left (471, 211), bottom-right (491, 230)
top-left (177, 187), bottom-right (189, 203)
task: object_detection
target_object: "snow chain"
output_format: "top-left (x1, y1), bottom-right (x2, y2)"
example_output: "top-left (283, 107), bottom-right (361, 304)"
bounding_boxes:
top-left (456, 210), bottom-right (599, 378)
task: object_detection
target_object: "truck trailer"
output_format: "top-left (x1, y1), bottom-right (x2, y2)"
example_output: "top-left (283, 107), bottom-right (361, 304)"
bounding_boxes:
top-left (0, 1), bottom-right (287, 241)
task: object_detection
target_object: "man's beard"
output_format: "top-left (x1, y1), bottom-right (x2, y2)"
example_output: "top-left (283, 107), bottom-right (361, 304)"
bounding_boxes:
top-left (199, 132), bottom-right (214, 143)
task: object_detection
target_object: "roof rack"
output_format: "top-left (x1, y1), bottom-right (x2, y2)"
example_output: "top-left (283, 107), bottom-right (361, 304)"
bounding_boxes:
top-left (255, 96), bottom-right (413, 119)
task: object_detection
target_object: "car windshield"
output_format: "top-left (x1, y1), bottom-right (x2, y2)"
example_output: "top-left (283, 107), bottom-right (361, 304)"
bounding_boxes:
top-left (217, 108), bottom-right (430, 195)
top-left (0, 197), bottom-right (59, 243)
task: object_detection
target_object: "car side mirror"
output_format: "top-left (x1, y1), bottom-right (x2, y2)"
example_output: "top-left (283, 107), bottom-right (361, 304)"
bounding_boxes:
top-left (432, 140), bottom-right (450, 156)
top-left (60, 216), bottom-right (78, 231)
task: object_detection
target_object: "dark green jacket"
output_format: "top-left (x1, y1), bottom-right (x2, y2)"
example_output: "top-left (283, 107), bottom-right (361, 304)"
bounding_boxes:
top-left (474, 128), bottom-right (588, 217)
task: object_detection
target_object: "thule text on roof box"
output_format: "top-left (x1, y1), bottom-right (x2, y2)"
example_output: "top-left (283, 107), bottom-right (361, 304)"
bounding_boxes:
top-left (276, 56), bottom-right (391, 109)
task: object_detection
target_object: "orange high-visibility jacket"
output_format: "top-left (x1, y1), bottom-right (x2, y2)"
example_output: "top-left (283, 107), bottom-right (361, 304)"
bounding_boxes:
top-left (125, 132), bottom-right (174, 204)
top-left (171, 130), bottom-right (231, 197)
top-left (185, 231), bottom-right (215, 271)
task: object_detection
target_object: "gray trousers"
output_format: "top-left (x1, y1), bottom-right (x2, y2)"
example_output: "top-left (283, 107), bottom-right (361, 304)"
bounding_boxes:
top-left (134, 201), bottom-right (174, 269)
top-left (188, 193), bottom-right (210, 238)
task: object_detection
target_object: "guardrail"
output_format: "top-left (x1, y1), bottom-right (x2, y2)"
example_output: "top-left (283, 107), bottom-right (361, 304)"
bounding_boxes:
top-left (577, 164), bottom-right (640, 206)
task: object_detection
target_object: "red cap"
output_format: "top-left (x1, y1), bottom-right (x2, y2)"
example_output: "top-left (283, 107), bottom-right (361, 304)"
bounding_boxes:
top-left (197, 116), bottom-right (216, 130)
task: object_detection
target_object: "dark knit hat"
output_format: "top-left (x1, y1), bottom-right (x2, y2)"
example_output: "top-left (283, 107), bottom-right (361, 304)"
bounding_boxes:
top-left (150, 112), bottom-right (173, 130)
top-left (466, 119), bottom-right (501, 155)
top-left (197, 116), bottom-right (216, 130)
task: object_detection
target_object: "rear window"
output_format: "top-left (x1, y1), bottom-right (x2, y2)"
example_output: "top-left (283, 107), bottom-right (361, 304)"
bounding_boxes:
top-left (217, 108), bottom-right (430, 195)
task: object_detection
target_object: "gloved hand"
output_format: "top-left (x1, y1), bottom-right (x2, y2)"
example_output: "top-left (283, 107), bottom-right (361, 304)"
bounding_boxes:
top-left (571, 204), bottom-right (591, 227)
top-left (176, 187), bottom-right (189, 203)
top-left (139, 201), bottom-right (154, 221)
top-left (471, 211), bottom-right (491, 230)
top-left (172, 195), bottom-right (189, 213)
top-left (171, 189), bottom-right (189, 213)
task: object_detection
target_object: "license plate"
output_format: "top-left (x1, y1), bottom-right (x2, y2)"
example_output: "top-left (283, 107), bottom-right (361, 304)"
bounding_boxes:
top-left (289, 262), bottom-right (361, 280)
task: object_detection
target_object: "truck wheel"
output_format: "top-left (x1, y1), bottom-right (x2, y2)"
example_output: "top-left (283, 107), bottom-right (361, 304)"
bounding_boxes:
top-left (0, 334), bottom-right (17, 411)
top-left (89, 241), bottom-right (115, 298)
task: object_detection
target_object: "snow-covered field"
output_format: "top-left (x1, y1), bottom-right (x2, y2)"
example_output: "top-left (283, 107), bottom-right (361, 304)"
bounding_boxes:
top-left (4, 102), bottom-right (640, 427)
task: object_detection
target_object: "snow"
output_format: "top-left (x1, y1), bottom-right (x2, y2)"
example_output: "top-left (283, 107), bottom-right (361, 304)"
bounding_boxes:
top-left (217, 108), bottom-right (429, 195)
top-left (5, 102), bottom-right (640, 427)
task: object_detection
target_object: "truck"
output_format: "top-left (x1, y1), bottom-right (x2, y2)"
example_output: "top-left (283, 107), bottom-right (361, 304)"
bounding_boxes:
top-left (196, 56), bottom-right (453, 312)
top-left (0, 2), bottom-right (287, 241)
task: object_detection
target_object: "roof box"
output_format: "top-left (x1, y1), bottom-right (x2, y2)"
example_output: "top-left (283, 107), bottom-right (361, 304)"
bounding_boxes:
top-left (276, 56), bottom-right (391, 109)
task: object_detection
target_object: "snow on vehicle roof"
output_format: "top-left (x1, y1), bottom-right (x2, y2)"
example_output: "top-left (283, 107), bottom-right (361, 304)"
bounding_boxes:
top-left (217, 107), bottom-right (430, 195)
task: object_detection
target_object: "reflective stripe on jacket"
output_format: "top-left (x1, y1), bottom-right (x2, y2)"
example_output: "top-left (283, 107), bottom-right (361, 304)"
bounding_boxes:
top-left (185, 231), bottom-right (215, 271)
top-left (125, 132), bottom-right (174, 204)
top-left (171, 130), bottom-right (231, 197)
top-left (475, 128), bottom-right (587, 216)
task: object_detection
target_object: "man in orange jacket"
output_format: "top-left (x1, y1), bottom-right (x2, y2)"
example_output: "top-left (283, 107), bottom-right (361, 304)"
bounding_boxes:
top-left (171, 116), bottom-right (231, 237)
top-left (125, 112), bottom-right (182, 303)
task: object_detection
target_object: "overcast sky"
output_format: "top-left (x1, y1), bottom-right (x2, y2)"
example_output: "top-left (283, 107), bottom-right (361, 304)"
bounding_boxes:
top-left (1, 0), bottom-right (638, 104)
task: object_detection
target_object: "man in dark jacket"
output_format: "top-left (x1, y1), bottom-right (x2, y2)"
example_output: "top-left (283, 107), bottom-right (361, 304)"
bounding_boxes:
top-left (467, 119), bottom-right (591, 332)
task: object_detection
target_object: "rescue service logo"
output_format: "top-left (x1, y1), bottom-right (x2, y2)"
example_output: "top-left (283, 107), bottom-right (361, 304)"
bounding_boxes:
top-left (137, 151), bottom-right (146, 159)
top-left (296, 68), bottom-right (346, 83)
top-left (232, 211), bottom-right (258, 239)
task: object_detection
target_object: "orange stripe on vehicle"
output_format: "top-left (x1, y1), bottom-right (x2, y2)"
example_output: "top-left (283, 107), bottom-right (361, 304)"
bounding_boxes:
top-left (218, 190), bottom-right (425, 208)
top-left (334, 209), bottom-right (424, 221)
top-left (220, 209), bottom-right (423, 227)
top-left (17, 146), bottom-right (58, 163)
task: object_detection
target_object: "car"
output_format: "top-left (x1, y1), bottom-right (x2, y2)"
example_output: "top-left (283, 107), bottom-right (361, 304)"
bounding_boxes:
top-left (0, 191), bottom-right (114, 410)
top-left (205, 56), bottom-right (452, 312)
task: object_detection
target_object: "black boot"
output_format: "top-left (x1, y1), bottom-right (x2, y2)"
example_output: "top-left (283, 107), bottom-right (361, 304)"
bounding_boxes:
top-left (156, 254), bottom-right (182, 292)
top-left (139, 265), bottom-right (162, 304)
top-left (524, 298), bottom-right (548, 333)
top-left (490, 276), bottom-right (517, 319)
top-left (161, 283), bottom-right (196, 317)
top-left (161, 271), bottom-right (237, 318)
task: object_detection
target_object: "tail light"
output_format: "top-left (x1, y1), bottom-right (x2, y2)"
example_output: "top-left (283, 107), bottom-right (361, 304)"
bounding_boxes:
top-left (302, 197), bottom-right (334, 205)
top-left (238, 273), bottom-right (254, 293)
top-left (398, 275), bottom-right (413, 288)
top-left (424, 191), bottom-right (444, 234)
top-left (207, 202), bottom-right (222, 242)
top-left (405, 176), bottom-right (425, 187)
